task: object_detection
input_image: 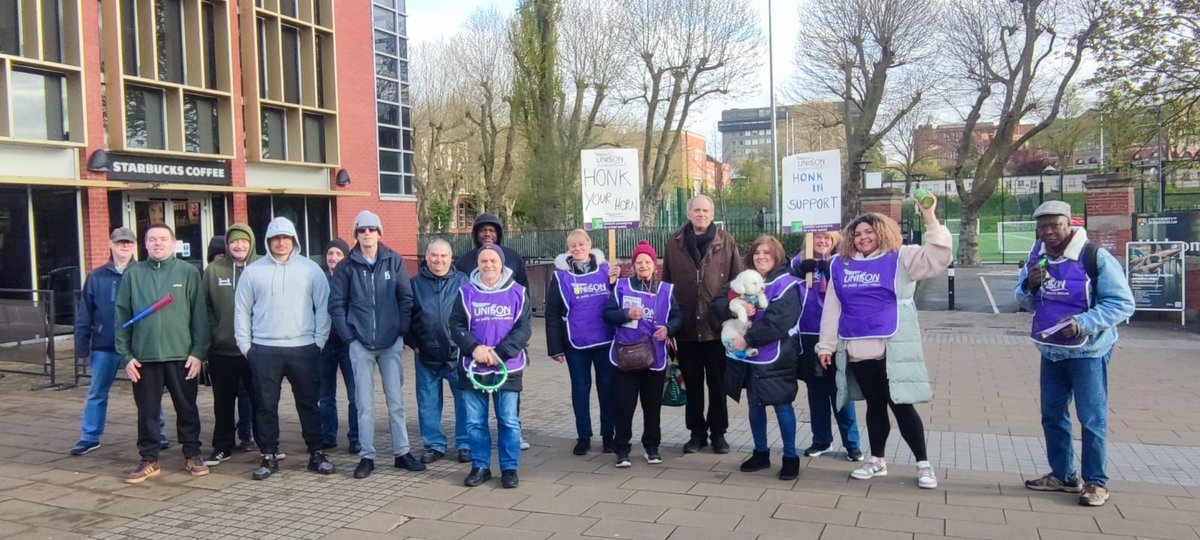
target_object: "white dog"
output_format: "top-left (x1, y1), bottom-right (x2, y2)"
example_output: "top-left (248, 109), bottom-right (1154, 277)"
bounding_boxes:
top-left (721, 270), bottom-right (769, 359)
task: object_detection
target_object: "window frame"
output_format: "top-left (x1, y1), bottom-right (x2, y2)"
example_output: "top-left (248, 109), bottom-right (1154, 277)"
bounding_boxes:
top-left (0, 0), bottom-right (85, 146)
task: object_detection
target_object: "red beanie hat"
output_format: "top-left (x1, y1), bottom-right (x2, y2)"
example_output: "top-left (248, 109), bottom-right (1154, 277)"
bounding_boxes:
top-left (631, 240), bottom-right (657, 266)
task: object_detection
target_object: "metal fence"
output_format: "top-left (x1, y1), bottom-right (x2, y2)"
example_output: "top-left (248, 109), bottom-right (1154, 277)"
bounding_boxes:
top-left (0, 288), bottom-right (64, 389)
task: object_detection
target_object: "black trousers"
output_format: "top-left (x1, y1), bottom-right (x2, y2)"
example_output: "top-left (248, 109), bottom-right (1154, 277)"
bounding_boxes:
top-left (209, 352), bottom-right (260, 454)
top-left (849, 358), bottom-right (928, 461)
top-left (132, 361), bottom-right (202, 462)
top-left (613, 368), bottom-right (666, 455)
top-left (248, 344), bottom-right (323, 455)
top-left (676, 339), bottom-right (728, 438)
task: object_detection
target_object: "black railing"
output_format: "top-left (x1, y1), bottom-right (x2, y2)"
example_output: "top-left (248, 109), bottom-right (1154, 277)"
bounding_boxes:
top-left (0, 288), bottom-right (62, 389)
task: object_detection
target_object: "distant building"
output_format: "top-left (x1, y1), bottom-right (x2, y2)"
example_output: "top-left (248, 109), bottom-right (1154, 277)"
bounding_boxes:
top-left (718, 103), bottom-right (843, 164)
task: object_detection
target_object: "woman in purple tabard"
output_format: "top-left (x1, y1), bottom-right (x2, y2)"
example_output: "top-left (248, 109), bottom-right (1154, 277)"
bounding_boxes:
top-left (790, 230), bottom-right (863, 462)
top-left (816, 200), bottom-right (951, 490)
top-left (449, 245), bottom-right (532, 490)
top-left (545, 230), bottom-right (622, 456)
top-left (711, 236), bottom-right (803, 481)
top-left (602, 240), bottom-right (683, 468)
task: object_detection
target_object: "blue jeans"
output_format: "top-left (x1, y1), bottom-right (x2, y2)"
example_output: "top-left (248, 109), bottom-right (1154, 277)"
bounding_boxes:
top-left (463, 389), bottom-right (520, 472)
top-left (80, 350), bottom-right (166, 444)
top-left (318, 343), bottom-right (359, 446)
top-left (749, 403), bottom-right (798, 458)
top-left (806, 375), bottom-right (861, 450)
top-left (1041, 352), bottom-right (1110, 486)
top-left (414, 359), bottom-right (467, 453)
top-left (565, 347), bottom-right (616, 440)
top-left (350, 340), bottom-right (409, 460)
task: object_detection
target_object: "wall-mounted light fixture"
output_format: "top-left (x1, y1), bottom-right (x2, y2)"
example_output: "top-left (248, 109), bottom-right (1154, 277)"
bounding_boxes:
top-left (335, 169), bottom-right (351, 186)
top-left (86, 149), bottom-right (109, 172)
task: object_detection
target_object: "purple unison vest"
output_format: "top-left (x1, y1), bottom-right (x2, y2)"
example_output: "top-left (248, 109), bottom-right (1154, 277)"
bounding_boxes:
top-left (608, 279), bottom-right (674, 371)
top-left (555, 263), bottom-right (615, 349)
top-left (459, 281), bottom-right (528, 374)
top-left (796, 274), bottom-right (823, 335)
top-left (1025, 242), bottom-right (1089, 348)
top-left (830, 252), bottom-right (900, 340)
top-left (729, 272), bottom-right (800, 365)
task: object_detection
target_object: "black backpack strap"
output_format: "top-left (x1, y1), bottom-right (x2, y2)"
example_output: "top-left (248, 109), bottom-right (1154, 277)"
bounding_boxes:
top-left (1082, 241), bottom-right (1100, 308)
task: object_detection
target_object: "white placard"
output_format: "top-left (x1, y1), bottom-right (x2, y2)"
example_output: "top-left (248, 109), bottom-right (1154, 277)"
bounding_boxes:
top-left (866, 172), bottom-right (883, 189)
top-left (781, 149), bottom-right (843, 233)
top-left (581, 149), bottom-right (641, 230)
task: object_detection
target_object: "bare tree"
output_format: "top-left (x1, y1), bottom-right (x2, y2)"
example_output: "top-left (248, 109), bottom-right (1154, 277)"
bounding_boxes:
top-left (457, 7), bottom-right (519, 223)
top-left (1032, 87), bottom-right (1099, 170)
top-left (794, 0), bottom-right (942, 223)
top-left (619, 0), bottom-right (764, 225)
top-left (411, 39), bottom-right (476, 231)
top-left (943, 0), bottom-right (1103, 264)
top-left (883, 110), bottom-right (937, 195)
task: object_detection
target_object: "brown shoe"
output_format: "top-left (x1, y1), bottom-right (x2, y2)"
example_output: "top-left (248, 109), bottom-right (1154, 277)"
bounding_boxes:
top-left (1078, 482), bottom-right (1109, 506)
top-left (125, 461), bottom-right (161, 484)
top-left (1025, 472), bottom-right (1082, 493)
top-left (185, 455), bottom-right (210, 477)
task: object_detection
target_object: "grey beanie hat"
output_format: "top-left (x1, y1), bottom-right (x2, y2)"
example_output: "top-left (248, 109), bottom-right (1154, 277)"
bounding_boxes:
top-left (354, 210), bottom-right (383, 235)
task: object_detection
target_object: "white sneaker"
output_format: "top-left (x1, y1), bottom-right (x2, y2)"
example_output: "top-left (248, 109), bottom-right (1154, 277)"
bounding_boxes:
top-left (917, 461), bottom-right (938, 489)
top-left (520, 439), bottom-right (531, 451)
top-left (851, 457), bottom-right (887, 480)
top-left (615, 455), bottom-right (631, 468)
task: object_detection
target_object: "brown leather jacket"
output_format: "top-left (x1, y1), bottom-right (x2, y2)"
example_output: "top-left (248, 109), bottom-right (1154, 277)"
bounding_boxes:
top-left (661, 225), bottom-right (743, 342)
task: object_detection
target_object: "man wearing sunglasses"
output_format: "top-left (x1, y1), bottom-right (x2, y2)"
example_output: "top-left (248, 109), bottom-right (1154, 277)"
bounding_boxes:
top-left (329, 211), bottom-right (419, 479)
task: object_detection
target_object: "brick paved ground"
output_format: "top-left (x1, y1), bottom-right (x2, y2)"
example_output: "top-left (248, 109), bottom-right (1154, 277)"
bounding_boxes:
top-left (0, 311), bottom-right (1198, 539)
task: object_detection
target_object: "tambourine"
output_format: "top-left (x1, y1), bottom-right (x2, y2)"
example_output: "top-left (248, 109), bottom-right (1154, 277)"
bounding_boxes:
top-left (467, 359), bottom-right (508, 393)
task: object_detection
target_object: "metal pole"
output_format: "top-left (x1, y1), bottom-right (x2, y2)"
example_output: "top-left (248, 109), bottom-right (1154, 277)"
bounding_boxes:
top-left (768, 0), bottom-right (781, 234)
top-left (948, 260), bottom-right (956, 311)
top-left (1156, 105), bottom-right (1165, 212)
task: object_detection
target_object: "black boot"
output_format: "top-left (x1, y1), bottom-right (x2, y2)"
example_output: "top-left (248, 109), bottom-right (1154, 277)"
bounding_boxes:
top-left (353, 458), bottom-right (374, 479)
top-left (252, 454), bottom-right (278, 480)
top-left (779, 456), bottom-right (800, 480)
top-left (711, 435), bottom-right (730, 454)
top-left (602, 435), bottom-right (615, 454)
top-left (307, 451), bottom-right (335, 474)
top-left (740, 450), bottom-right (771, 473)
top-left (683, 434), bottom-right (707, 454)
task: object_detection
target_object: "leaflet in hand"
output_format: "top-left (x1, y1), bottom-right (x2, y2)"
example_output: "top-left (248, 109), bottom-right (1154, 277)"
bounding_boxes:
top-left (1038, 319), bottom-right (1074, 338)
top-left (621, 297), bottom-right (643, 329)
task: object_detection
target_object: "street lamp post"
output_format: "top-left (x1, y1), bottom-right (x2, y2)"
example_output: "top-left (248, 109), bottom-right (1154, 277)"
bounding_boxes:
top-left (1040, 165), bottom-right (1056, 205)
top-left (854, 159), bottom-right (871, 215)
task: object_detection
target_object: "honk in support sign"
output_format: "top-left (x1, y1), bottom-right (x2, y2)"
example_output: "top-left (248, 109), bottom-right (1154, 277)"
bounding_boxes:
top-left (782, 149), bottom-right (843, 233)
top-left (581, 149), bottom-right (641, 230)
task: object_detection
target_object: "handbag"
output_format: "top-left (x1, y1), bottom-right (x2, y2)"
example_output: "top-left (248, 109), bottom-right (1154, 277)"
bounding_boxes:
top-left (614, 335), bottom-right (657, 373)
top-left (662, 361), bottom-right (686, 407)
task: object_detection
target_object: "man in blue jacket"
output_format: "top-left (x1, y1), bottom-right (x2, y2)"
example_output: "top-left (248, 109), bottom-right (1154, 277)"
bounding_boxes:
top-left (408, 239), bottom-right (470, 464)
top-left (1015, 201), bottom-right (1135, 507)
top-left (71, 227), bottom-right (166, 455)
top-left (330, 211), bottom-right (420, 479)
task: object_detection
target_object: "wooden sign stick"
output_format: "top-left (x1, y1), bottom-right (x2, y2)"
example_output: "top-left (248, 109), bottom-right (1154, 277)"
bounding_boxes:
top-left (804, 232), bottom-right (814, 288)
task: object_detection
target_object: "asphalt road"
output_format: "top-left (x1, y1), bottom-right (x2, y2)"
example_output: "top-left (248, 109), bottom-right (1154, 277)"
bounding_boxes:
top-left (916, 263), bottom-right (1027, 313)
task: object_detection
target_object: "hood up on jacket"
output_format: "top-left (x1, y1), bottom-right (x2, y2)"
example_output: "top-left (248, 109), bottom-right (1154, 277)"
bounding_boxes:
top-left (471, 213), bottom-right (505, 248)
top-left (469, 266), bottom-right (515, 292)
top-left (553, 248), bottom-right (606, 272)
top-left (264, 217), bottom-right (302, 262)
top-left (221, 223), bottom-right (258, 265)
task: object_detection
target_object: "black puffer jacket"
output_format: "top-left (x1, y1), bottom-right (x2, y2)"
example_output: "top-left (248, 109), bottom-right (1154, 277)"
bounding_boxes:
top-left (329, 243), bottom-right (414, 350)
top-left (710, 264), bottom-right (801, 407)
top-left (407, 264), bottom-right (469, 364)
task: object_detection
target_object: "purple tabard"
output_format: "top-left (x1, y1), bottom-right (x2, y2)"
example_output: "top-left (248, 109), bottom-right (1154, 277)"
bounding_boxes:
top-left (1025, 242), bottom-right (1090, 348)
top-left (459, 282), bottom-right (528, 374)
top-left (831, 252), bottom-right (900, 340)
top-left (555, 264), bottom-right (615, 349)
top-left (728, 272), bottom-right (800, 364)
top-left (608, 279), bottom-right (673, 371)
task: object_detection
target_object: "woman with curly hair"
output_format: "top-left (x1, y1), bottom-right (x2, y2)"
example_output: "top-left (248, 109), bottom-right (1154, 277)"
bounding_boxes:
top-left (817, 198), bottom-right (951, 489)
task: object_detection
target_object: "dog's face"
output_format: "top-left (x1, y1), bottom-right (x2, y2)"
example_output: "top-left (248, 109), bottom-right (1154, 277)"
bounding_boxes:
top-left (731, 269), bottom-right (765, 296)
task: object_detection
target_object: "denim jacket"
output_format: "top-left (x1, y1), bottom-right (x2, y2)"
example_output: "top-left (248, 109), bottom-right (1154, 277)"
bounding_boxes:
top-left (1014, 229), bottom-right (1135, 361)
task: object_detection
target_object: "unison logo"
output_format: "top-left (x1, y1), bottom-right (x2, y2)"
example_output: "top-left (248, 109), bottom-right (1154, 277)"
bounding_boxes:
top-left (573, 283), bottom-right (608, 295)
top-left (472, 302), bottom-right (514, 318)
top-left (1042, 276), bottom-right (1068, 294)
top-left (842, 269), bottom-right (882, 285)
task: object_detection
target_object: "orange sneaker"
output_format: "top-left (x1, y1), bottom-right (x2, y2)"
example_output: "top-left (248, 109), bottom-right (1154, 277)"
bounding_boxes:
top-left (125, 461), bottom-right (161, 484)
top-left (185, 455), bottom-right (210, 477)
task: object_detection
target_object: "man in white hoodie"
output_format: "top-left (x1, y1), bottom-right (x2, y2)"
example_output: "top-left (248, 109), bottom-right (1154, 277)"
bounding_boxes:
top-left (235, 217), bottom-right (332, 480)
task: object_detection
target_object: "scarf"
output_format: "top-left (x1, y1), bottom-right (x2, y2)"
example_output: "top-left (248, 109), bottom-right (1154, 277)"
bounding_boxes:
top-left (684, 223), bottom-right (716, 267)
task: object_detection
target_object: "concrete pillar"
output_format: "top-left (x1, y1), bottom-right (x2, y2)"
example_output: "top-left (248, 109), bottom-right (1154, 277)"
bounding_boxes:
top-left (1083, 173), bottom-right (1135, 260)
top-left (859, 187), bottom-right (905, 223)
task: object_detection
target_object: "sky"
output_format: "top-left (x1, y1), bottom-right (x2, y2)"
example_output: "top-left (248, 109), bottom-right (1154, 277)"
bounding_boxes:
top-left (406, 0), bottom-right (802, 156)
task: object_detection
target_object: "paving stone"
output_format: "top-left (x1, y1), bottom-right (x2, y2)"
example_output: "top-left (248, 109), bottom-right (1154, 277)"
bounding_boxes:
top-left (686, 481), bottom-right (764, 500)
top-left (945, 490), bottom-right (1030, 510)
top-left (654, 507), bottom-right (741, 531)
top-left (1035, 530), bottom-right (1133, 540)
top-left (917, 502), bottom-right (1005, 524)
top-left (695, 496), bottom-right (780, 518)
top-left (1094, 516), bottom-right (1200, 540)
top-left (557, 485), bottom-right (636, 503)
top-left (622, 490), bottom-right (704, 510)
top-left (856, 512), bottom-right (945, 535)
top-left (774, 503), bottom-right (859, 526)
top-left (510, 512), bottom-right (599, 535)
top-left (583, 501), bottom-right (667, 523)
top-left (820, 524), bottom-right (915, 540)
top-left (0, 499), bottom-right (57, 520)
top-left (442, 505), bottom-right (529, 528)
top-left (1, 526), bottom-right (88, 540)
top-left (732, 516), bottom-right (824, 538)
top-left (618, 477), bottom-right (696, 494)
top-left (391, 517), bottom-right (478, 540)
top-left (836, 494), bottom-right (919, 516)
top-left (1116, 504), bottom-right (1200, 526)
top-left (378, 495), bottom-right (462, 519)
top-left (583, 518), bottom-right (675, 540)
top-left (944, 519), bottom-right (1039, 540)
top-left (512, 495), bottom-right (598, 516)
top-left (865, 484), bottom-right (947, 504)
top-left (449, 487), bottom-right (530, 509)
top-left (461, 525), bottom-right (552, 540)
top-left (665, 525), bottom-right (755, 540)
top-left (344, 511), bottom-right (410, 533)
top-left (8, 482), bottom-right (78, 503)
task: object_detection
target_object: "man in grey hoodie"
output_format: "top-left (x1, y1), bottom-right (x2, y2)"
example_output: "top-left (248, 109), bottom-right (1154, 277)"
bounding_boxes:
top-left (235, 217), bottom-right (332, 480)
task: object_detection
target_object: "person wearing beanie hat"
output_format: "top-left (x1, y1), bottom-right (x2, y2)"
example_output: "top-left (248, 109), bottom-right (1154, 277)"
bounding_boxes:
top-left (316, 237), bottom-right (360, 454)
top-left (330, 212), bottom-right (420, 479)
top-left (1016, 199), bottom-right (1133, 506)
top-left (602, 239), bottom-right (682, 468)
top-left (202, 223), bottom-right (262, 466)
top-left (545, 230), bottom-right (622, 456)
top-left (453, 213), bottom-right (529, 288)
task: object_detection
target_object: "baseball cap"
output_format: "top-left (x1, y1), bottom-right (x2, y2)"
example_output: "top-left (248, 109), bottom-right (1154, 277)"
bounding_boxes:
top-left (110, 227), bottom-right (136, 243)
top-left (1032, 200), bottom-right (1072, 219)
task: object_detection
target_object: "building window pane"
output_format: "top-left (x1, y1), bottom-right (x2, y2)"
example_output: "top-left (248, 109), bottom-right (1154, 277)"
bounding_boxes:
top-left (262, 107), bottom-right (287, 159)
top-left (312, 0), bottom-right (321, 25)
top-left (203, 1), bottom-right (218, 89)
top-left (401, 83), bottom-right (409, 105)
top-left (305, 197), bottom-right (330, 259)
top-left (379, 150), bottom-right (399, 172)
top-left (398, 14), bottom-right (405, 35)
top-left (397, 39), bottom-right (406, 59)
top-left (280, 0), bottom-right (296, 18)
top-left (377, 102), bottom-right (398, 125)
top-left (372, 6), bottom-right (394, 32)
top-left (380, 173), bottom-right (401, 195)
top-left (0, 0), bottom-right (18, 55)
top-left (376, 79), bottom-right (398, 102)
top-left (402, 152), bottom-right (413, 174)
top-left (402, 129), bottom-right (412, 151)
top-left (184, 94), bottom-right (220, 154)
top-left (316, 36), bottom-right (327, 108)
top-left (303, 114), bottom-right (325, 163)
top-left (373, 30), bottom-right (395, 55)
top-left (156, 0), bottom-right (184, 83)
top-left (41, 0), bottom-right (62, 62)
top-left (404, 175), bottom-right (412, 194)
top-left (121, 0), bottom-right (138, 75)
top-left (374, 0), bottom-right (394, 8)
top-left (11, 69), bottom-right (67, 141)
top-left (378, 127), bottom-right (399, 149)
top-left (375, 55), bottom-right (397, 79)
top-left (125, 85), bottom-right (165, 149)
top-left (256, 17), bottom-right (268, 98)
top-left (399, 60), bottom-right (408, 81)
top-left (282, 25), bottom-right (301, 104)
top-left (401, 106), bottom-right (410, 126)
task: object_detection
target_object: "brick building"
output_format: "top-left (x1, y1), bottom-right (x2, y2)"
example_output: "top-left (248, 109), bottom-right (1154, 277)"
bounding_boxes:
top-left (0, 0), bottom-right (416, 318)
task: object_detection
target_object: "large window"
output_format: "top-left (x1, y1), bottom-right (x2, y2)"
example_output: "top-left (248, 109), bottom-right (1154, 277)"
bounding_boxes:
top-left (247, 195), bottom-right (331, 264)
top-left (373, 0), bottom-right (412, 195)
top-left (0, 0), bottom-right (84, 145)
top-left (241, 0), bottom-right (336, 165)
top-left (104, 0), bottom-right (233, 156)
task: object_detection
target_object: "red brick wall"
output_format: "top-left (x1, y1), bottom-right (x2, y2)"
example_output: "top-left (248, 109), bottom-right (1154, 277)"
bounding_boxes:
top-left (861, 200), bottom-right (902, 222)
top-left (1086, 190), bottom-right (1134, 217)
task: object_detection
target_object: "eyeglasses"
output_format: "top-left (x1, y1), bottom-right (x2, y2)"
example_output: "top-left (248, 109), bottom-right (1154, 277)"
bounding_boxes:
top-left (356, 226), bottom-right (379, 234)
